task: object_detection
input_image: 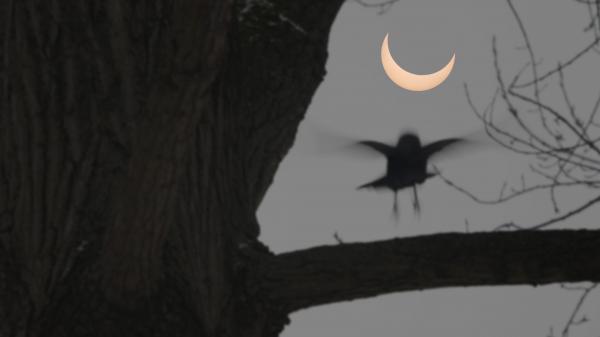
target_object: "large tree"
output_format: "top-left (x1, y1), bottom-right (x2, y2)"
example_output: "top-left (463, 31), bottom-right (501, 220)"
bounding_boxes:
top-left (1, 1), bottom-right (599, 336)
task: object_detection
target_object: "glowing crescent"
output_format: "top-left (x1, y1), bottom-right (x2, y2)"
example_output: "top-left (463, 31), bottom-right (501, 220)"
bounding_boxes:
top-left (381, 33), bottom-right (455, 92)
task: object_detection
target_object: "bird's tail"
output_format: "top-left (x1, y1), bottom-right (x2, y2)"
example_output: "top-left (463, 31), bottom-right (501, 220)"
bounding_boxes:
top-left (357, 176), bottom-right (390, 190)
top-left (357, 176), bottom-right (401, 225)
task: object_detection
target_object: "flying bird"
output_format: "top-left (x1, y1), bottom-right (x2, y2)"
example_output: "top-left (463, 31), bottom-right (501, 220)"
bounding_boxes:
top-left (297, 119), bottom-right (499, 221)
top-left (354, 132), bottom-right (467, 219)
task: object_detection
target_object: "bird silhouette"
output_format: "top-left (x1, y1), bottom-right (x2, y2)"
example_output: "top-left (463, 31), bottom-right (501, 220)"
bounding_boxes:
top-left (296, 119), bottom-right (498, 221)
top-left (355, 132), bottom-right (465, 220)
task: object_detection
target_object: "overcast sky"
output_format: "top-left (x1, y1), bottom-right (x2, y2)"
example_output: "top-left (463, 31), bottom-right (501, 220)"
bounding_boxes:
top-left (258, 0), bottom-right (600, 336)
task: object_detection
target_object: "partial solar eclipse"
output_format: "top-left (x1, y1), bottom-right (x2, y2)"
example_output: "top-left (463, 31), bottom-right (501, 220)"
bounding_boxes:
top-left (381, 33), bottom-right (455, 92)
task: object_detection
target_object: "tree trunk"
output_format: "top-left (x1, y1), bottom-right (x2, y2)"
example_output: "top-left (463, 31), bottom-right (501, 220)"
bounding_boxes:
top-left (1, 1), bottom-right (599, 337)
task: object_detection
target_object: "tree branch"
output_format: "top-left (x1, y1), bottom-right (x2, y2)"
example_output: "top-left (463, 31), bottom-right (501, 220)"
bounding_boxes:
top-left (257, 230), bottom-right (600, 312)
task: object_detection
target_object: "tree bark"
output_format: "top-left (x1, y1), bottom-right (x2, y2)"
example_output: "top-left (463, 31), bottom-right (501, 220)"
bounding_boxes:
top-left (257, 230), bottom-right (600, 312)
top-left (1, 1), bottom-right (599, 337)
top-left (0, 0), bottom-right (344, 336)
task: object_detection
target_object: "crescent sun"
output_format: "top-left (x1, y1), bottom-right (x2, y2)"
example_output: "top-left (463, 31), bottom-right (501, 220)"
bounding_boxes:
top-left (381, 33), bottom-right (455, 92)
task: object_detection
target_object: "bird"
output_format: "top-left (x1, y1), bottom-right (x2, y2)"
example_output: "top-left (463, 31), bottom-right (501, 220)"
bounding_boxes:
top-left (354, 132), bottom-right (466, 220)
top-left (296, 119), bottom-right (494, 220)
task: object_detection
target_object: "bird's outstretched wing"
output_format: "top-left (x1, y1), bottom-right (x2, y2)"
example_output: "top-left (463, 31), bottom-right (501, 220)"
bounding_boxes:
top-left (355, 140), bottom-right (395, 157)
top-left (295, 120), bottom-right (389, 160)
top-left (421, 138), bottom-right (464, 160)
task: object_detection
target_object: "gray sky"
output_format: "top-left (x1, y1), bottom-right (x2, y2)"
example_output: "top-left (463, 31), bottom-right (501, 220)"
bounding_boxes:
top-left (258, 0), bottom-right (600, 336)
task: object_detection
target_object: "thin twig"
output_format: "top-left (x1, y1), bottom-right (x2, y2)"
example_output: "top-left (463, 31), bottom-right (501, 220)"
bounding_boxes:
top-left (513, 36), bottom-right (600, 88)
top-left (437, 170), bottom-right (599, 205)
top-left (560, 283), bottom-right (597, 337)
top-left (529, 193), bottom-right (600, 230)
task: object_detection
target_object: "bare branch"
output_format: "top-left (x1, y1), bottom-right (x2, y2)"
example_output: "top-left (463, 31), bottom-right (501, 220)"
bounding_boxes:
top-left (257, 230), bottom-right (600, 313)
top-left (437, 170), bottom-right (600, 205)
top-left (493, 36), bottom-right (559, 157)
top-left (508, 89), bottom-right (600, 159)
top-left (528, 194), bottom-right (600, 230)
top-left (559, 283), bottom-right (597, 337)
top-left (513, 36), bottom-right (600, 88)
top-left (506, 0), bottom-right (552, 139)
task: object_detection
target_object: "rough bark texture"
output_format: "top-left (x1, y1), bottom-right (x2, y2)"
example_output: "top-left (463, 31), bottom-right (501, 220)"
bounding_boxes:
top-left (0, 1), bottom-right (599, 337)
top-left (258, 230), bottom-right (600, 312)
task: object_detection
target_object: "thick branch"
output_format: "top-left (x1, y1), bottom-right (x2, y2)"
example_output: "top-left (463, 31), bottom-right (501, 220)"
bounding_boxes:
top-left (257, 230), bottom-right (600, 312)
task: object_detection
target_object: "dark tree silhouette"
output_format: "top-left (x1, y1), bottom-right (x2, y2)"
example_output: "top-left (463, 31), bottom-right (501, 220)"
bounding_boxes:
top-left (0, 1), bottom-right (599, 337)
